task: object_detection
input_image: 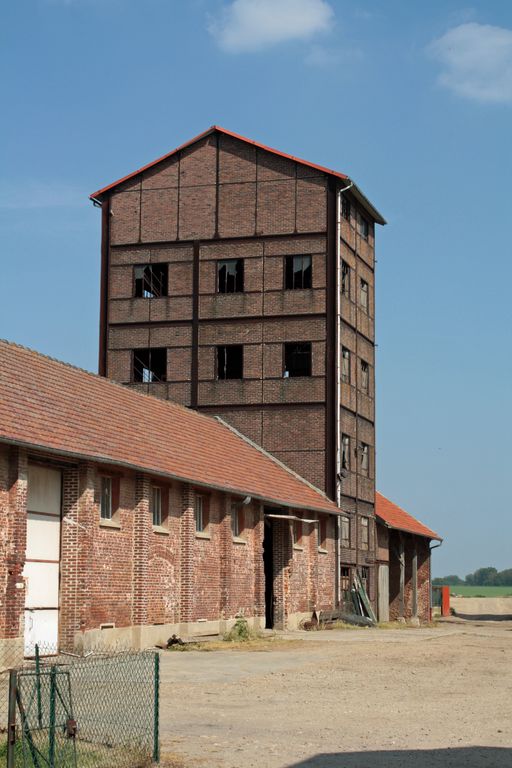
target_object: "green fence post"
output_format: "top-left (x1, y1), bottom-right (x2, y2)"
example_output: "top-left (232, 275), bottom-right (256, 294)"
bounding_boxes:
top-left (35, 643), bottom-right (43, 728)
top-left (153, 652), bottom-right (160, 763)
top-left (48, 666), bottom-right (57, 768)
top-left (7, 670), bottom-right (17, 768)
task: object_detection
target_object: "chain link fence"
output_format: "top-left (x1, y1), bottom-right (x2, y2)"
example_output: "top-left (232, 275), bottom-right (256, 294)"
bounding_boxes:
top-left (1, 644), bottom-right (159, 767)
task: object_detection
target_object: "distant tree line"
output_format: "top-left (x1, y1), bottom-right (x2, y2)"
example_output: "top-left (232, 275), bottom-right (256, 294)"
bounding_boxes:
top-left (433, 568), bottom-right (512, 586)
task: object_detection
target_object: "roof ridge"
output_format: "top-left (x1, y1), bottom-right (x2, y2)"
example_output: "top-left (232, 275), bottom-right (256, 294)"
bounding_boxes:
top-left (215, 415), bottom-right (337, 509)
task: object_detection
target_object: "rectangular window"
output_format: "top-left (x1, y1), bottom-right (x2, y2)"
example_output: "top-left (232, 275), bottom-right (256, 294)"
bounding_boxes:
top-left (361, 360), bottom-right (369, 393)
top-left (341, 347), bottom-right (350, 383)
top-left (341, 260), bottom-right (350, 297)
top-left (341, 198), bottom-right (351, 221)
top-left (100, 476), bottom-right (112, 520)
top-left (360, 565), bottom-right (370, 596)
top-left (217, 345), bottom-right (243, 380)
top-left (340, 566), bottom-right (351, 593)
top-left (285, 255), bottom-right (312, 290)
top-left (218, 259), bottom-right (244, 293)
top-left (358, 214), bottom-right (369, 239)
top-left (195, 495), bottom-right (209, 533)
top-left (231, 503), bottom-right (244, 538)
top-left (133, 348), bottom-right (167, 383)
top-left (341, 434), bottom-right (350, 470)
top-left (134, 264), bottom-right (168, 298)
top-left (293, 519), bottom-right (303, 547)
top-left (341, 515), bottom-right (350, 547)
top-left (318, 516), bottom-right (327, 549)
top-left (361, 518), bottom-right (369, 551)
top-left (360, 443), bottom-right (369, 476)
top-left (360, 279), bottom-right (369, 312)
top-left (284, 342), bottom-right (312, 378)
top-left (151, 486), bottom-right (162, 527)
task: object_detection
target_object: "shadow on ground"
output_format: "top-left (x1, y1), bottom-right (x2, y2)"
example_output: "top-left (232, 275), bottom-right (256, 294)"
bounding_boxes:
top-left (286, 746), bottom-right (510, 767)
top-left (454, 613), bottom-right (512, 621)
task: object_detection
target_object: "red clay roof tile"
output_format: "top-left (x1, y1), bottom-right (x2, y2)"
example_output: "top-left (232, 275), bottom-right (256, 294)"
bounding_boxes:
top-left (0, 340), bottom-right (339, 515)
top-left (376, 491), bottom-right (441, 541)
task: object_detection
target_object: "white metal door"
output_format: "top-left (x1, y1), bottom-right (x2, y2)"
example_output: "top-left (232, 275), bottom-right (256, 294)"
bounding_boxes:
top-left (378, 564), bottom-right (389, 622)
top-left (23, 465), bottom-right (62, 655)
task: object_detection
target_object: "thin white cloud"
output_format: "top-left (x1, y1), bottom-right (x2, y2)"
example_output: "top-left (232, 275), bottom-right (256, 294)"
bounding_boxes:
top-left (0, 181), bottom-right (84, 210)
top-left (429, 22), bottom-right (512, 104)
top-left (209, 0), bottom-right (334, 53)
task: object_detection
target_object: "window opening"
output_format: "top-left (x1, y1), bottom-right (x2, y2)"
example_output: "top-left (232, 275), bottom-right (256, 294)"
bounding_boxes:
top-left (284, 342), bottom-right (312, 378)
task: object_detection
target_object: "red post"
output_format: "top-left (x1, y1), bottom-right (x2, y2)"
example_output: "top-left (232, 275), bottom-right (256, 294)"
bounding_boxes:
top-left (441, 585), bottom-right (450, 617)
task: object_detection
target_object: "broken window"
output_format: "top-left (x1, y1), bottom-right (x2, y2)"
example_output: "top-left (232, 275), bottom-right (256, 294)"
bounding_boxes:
top-left (217, 345), bottom-right (243, 380)
top-left (284, 342), bottom-right (312, 377)
top-left (360, 443), bottom-right (369, 476)
top-left (285, 255), bottom-right (312, 290)
top-left (360, 566), bottom-right (370, 596)
top-left (342, 198), bottom-right (351, 221)
top-left (133, 348), bottom-right (167, 383)
top-left (358, 214), bottom-right (369, 239)
top-left (218, 259), bottom-right (244, 293)
top-left (361, 518), bottom-right (369, 551)
top-left (360, 279), bottom-right (369, 312)
top-left (195, 495), bottom-right (209, 533)
top-left (134, 264), bottom-right (168, 298)
top-left (341, 515), bottom-right (350, 547)
top-left (340, 566), bottom-right (351, 593)
top-left (341, 434), bottom-right (350, 470)
top-left (341, 347), bottom-right (351, 383)
top-left (361, 360), bottom-right (369, 393)
top-left (341, 260), bottom-right (350, 297)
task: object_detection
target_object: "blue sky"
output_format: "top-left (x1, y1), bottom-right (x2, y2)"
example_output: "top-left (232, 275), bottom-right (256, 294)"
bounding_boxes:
top-left (2, 0), bottom-right (511, 576)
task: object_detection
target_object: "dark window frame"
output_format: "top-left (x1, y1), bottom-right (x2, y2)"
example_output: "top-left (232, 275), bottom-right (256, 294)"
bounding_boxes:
top-left (217, 259), bottom-right (244, 294)
top-left (134, 263), bottom-right (168, 299)
top-left (341, 197), bottom-right (351, 221)
top-left (341, 434), bottom-right (350, 470)
top-left (217, 344), bottom-right (244, 380)
top-left (132, 348), bottom-right (167, 383)
top-left (360, 278), bottom-right (369, 312)
top-left (358, 214), bottom-right (369, 239)
top-left (341, 260), bottom-right (350, 297)
top-left (340, 515), bottom-right (350, 547)
top-left (284, 254), bottom-right (312, 290)
top-left (341, 347), bottom-right (351, 384)
top-left (284, 341), bottom-right (312, 378)
top-left (361, 359), bottom-right (369, 393)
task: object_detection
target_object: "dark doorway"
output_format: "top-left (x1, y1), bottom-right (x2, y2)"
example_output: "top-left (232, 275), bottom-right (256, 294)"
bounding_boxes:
top-left (263, 517), bottom-right (274, 629)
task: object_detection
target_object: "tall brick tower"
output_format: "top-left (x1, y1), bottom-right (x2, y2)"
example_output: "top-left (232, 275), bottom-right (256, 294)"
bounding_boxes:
top-left (91, 126), bottom-right (386, 607)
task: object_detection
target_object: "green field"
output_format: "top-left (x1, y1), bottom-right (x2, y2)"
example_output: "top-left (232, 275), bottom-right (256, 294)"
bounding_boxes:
top-left (448, 585), bottom-right (512, 597)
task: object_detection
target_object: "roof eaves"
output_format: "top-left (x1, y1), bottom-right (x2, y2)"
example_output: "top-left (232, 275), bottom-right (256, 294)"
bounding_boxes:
top-left (375, 513), bottom-right (442, 542)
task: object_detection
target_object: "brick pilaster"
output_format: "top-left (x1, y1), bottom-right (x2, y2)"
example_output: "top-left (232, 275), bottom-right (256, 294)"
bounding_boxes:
top-left (253, 504), bottom-right (265, 619)
top-left (180, 484), bottom-right (195, 624)
top-left (133, 473), bottom-right (151, 626)
top-left (1, 448), bottom-right (28, 641)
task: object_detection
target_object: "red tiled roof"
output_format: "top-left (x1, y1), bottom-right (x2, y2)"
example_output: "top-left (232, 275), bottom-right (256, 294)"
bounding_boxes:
top-left (89, 125), bottom-right (386, 225)
top-left (0, 340), bottom-right (339, 515)
top-left (376, 492), bottom-right (441, 541)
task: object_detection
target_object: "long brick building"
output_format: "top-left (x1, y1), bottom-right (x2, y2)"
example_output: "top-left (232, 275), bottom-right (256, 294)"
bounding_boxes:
top-left (90, 126), bottom-right (386, 609)
top-left (0, 340), bottom-right (341, 660)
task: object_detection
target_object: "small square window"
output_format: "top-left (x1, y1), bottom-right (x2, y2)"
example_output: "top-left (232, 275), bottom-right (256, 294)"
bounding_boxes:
top-left (342, 198), bottom-right (351, 221)
top-left (360, 443), bottom-right (369, 476)
top-left (341, 347), bottom-right (350, 383)
top-left (361, 518), bottom-right (369, 550)
top-left (195, 495), bottom-right (209, 533)
top-left (284, 342), bottom-right (312, 378)
top-left (285, 255), bottom-right (312, 290)
top-left (341, 434), bottom-right (350, 470)
top-left (133, 348), bottom-right (167, 383)
top-left (341, 261), bottom-right (350, 297)
top-left (134, 264), bottom-right (168, 298)
top-left (341, 515), bottom-right (350, 547)
top-left (218, 259), bottom-right (244, 293)
top-left (360, 279), bottom-right (369, 312)
top-left (358, 214), bottom-right (369, 239)
top-left (217, 345), bottom-right (243, 380)
top-left (361, 360), bottom-right (369, 393)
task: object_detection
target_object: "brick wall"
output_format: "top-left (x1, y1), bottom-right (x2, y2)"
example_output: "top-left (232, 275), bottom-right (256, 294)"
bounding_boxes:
top-left (388, 531), bottom-right (432, 623)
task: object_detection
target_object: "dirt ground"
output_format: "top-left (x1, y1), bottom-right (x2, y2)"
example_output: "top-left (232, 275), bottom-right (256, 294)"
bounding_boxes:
top-left (159, 615), bottom-right (512, 768)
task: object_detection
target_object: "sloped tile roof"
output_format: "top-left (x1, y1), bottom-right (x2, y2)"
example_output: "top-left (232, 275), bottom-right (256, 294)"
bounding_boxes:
top-left (376, 492), bottom-right (441, 541)
top-left (90, 125), bottom-right (386, 225)
top-left (0, 339), bottom-right (339, 515)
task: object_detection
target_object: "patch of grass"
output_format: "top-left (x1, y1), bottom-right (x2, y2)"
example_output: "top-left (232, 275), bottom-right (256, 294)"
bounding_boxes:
top-left (449, 586), bottom-right (512, 597)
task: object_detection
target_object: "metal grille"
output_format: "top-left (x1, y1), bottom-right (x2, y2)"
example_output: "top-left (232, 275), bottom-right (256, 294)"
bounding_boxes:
top-left (1, 644), bottom-right (159, 767)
